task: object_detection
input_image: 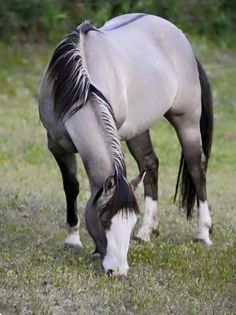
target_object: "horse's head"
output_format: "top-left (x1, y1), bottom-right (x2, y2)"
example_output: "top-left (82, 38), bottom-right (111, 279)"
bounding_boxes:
top-left (86, 170), bottom-right (144, 277)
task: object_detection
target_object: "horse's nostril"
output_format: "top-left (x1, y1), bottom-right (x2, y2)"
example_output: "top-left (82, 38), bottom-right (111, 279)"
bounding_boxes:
top-left (107, 269), bottom-right (113, 277)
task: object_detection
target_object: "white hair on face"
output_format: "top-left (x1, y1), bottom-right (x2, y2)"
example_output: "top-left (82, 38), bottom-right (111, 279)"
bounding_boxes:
top-left (103, 211), bottom-right (137, 276)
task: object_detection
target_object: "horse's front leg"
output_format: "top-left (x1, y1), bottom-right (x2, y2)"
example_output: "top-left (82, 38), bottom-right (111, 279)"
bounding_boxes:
top-left (127, 130), bottom-right (159, 242)
top-left (47, 134), bottom-right (82, 253)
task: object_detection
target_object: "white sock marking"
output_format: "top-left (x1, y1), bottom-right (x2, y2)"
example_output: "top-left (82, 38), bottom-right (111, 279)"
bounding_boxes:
top-left (64, 224), bottom-right (82, 248)
top-left (136, 197), bottom-right (158, 242)
top-left (195, 201), bottom-right (212, 246)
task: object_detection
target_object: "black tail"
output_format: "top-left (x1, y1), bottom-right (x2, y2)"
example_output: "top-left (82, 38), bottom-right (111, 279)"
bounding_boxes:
top-left (174, 58), bottom-right (213, 218)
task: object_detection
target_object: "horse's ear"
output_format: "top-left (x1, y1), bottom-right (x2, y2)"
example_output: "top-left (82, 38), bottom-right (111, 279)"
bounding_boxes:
top-left (104, 175), bottom-right (116, 196)
top-left (130, 170), bottom-right (146, 191)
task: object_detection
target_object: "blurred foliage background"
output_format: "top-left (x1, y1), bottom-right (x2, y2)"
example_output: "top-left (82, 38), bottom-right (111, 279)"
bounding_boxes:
top-left (0, 1), bottom-right (235, 314)
top-left (0, 0), bottom-right (235, 46)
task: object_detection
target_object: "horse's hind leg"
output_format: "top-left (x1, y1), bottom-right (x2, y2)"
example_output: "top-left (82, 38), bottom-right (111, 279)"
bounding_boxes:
top-left (165, 112), bottom-right (212, 245)
top-left (47, 133), bottom-right (82, 252)
top-left (127, 130), bottom-right (159, 242)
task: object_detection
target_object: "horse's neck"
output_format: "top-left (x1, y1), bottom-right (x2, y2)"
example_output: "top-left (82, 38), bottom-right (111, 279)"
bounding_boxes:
top-left (64, 100), bottom-right (115, 189)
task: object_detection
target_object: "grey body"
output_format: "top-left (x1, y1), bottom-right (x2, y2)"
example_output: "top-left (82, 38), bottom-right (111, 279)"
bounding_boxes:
top-left (39, 14), bottom-right (200, 146)
top-left (38, 14), bottom-right (213, 276)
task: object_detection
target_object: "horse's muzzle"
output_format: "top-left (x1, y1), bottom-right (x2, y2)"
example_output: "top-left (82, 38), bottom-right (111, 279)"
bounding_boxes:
top-left (106, 268), bottom-right (128, 277)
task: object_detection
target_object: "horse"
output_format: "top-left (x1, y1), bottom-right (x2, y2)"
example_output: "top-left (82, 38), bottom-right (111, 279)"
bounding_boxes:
top-left (38, 13), bottom-right (213, 277)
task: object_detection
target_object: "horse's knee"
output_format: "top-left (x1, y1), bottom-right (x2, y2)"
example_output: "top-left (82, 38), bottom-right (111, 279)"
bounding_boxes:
top-left (143, 152), bottom-right (159, 198)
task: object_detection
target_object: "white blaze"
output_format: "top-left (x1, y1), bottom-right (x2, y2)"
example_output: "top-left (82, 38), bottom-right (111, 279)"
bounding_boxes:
top-left (103, 211), bottom-right (137, 276)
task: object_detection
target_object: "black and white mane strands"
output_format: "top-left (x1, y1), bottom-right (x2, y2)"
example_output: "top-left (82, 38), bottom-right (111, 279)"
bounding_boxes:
top-left (47, 22), bottom-right (125, 171)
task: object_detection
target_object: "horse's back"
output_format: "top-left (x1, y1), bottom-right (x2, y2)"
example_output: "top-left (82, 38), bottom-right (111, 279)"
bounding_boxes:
top-left (84, 14), bottom-right (200, 138)
top-left (102, 13), bottom-right (200, 107)
top-left (102, 14), bottom-right (197, 79)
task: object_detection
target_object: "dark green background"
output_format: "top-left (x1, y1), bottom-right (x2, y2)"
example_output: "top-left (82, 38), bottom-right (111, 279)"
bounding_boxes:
top-left (1, 0), bottom-right (235, 46)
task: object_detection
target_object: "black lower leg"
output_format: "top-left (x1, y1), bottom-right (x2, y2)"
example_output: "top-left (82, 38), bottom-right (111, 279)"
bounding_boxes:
top-left (48, 134), bottom-right (79, 227)
top-left (127, 130), bottom-right (159, 201)
top-left (127, 130), bottom-right (159, 240)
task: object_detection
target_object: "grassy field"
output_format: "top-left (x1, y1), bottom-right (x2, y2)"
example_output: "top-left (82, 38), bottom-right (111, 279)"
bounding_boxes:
top-left (0, 38), bottom-right (235, 314)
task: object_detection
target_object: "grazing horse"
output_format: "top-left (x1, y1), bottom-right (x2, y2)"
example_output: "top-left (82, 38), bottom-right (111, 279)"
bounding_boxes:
top-left (38, 13), bottom-right (213, 276)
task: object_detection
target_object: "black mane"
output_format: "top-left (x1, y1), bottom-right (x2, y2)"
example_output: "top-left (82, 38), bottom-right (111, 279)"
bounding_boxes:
top-left (47, 22), bottom-right (98, 119)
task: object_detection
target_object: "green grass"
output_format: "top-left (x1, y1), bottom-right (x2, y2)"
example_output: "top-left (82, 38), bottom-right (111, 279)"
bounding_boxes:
top-left (0, 39), bottom-right (235, 314)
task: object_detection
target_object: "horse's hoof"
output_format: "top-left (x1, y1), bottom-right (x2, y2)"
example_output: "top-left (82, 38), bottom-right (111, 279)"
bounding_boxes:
top-left (90, 252), bottom-right (100, 261)
top-left (64, 243), bottom-right (82, 255)
top-left (152, 227), bottom-right (160, 237)
top-left (64, 233), bottom-right (82, 255)
top-left (209, 224), bottom-right (213, 234)
top-left (193, 237), bottom-right (212, 247)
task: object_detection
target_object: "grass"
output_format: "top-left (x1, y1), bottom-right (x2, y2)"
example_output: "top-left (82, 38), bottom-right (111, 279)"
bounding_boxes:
top-left (0, 38), bottom-right (235, 314)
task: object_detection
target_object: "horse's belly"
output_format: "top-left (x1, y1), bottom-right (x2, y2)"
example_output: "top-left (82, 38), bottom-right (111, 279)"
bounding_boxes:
top-left (118, 99), bottom-right (167, 140)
